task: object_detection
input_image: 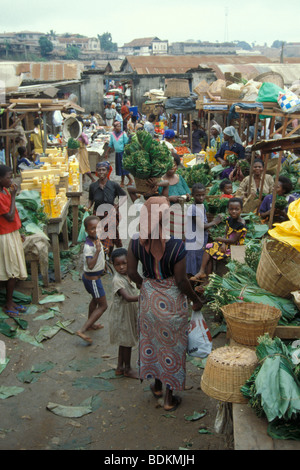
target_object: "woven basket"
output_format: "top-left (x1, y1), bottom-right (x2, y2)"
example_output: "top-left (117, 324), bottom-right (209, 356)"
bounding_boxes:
top-left (201, 346), bottom-right (258, 404)
top-left (256, 239), bottom-right (300, 298)
top-left (254, 72), bottom-right (284, 89)
top-left (221, 87), bottom-right (242, 100)
top-left (164, 79), bottom-right (190, 98)
top-left (221, 302), bottom-right (281, 346)
top-left (134, 177), bottom-right (159, 194)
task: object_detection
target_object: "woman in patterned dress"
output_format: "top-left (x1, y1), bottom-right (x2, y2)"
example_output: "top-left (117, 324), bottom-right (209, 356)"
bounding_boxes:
top-left (127, 196), bottom-right (202, 412)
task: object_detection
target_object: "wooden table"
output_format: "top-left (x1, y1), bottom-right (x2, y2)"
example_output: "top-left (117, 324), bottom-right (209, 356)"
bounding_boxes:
top-left (66, 188), bottom-right (83, 245)
top-left (46, 199), bottom-right (70, 283)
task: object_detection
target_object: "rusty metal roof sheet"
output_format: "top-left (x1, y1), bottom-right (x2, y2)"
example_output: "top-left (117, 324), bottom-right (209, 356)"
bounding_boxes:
top-left (208, 63), bottom-right (300, 85)
top-left (123, 55), bottom-right (272, 74)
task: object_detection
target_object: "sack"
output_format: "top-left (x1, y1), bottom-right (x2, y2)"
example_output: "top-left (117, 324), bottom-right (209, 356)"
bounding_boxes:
top-left (77, 211), bottom-right (90, 243)
top-left (187, 310), bottom-right (212, 358)
top-left (278, 90), bottom-right (300, 113)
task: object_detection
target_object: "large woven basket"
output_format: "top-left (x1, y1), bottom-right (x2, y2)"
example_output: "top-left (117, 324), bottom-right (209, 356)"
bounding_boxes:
top-left (221, 302), bottom-right (281, 346)
top-left (164, 79), bottom-right (190, 98)
top-left (201, 346), bottom-right (258, 404)
top-left (134, 177), bottom-right (159, 194)
top-left (221, 87), bottom-right (242, 100)
top-left (256, 239), bottom-right (300, 298)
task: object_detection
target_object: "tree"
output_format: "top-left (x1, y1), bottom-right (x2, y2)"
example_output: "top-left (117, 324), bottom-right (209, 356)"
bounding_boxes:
top-left (65, 45), bottom-right (80, 60)
top-left (39, 36), bottom-right (53, 57)
top-left (98, 33), bottom-right (117, 52)
top-left (272, 40), bottom-right (285, 49)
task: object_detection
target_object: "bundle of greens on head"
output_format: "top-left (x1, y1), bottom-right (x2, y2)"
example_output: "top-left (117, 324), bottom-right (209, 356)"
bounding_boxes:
top-left (67, 138), bottom-right (80, 149)
top-left (123, 130), bottom-right (173, 179)
top-left (181, 163), bottom-right (212, 188)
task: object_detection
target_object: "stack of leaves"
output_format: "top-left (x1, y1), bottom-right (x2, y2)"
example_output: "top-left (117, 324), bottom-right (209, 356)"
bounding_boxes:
top-left (205, 197), bottom-right (229, 215)
top-left (241, 334), bottom-right (300, 439)
top-left (275, 195), bottom-right (288, 210)
top-left (67, 138), bottom-right (80, 149)
top-left (16, 190), bottom-right (47, 237)
top-left (204, 260), bottom-right (300, 325)
top-left (245, 239), bottom-right (262, 271)
top-left (178, 162), bottom-right (213, 188)
top-left (280, 159), bottom-right (300, 189)
top-left (123, 131), bottom-right (173, 179)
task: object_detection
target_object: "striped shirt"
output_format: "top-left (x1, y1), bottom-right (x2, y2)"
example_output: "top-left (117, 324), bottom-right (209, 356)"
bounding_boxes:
top-left (131, 235), bottom-right (186, 280)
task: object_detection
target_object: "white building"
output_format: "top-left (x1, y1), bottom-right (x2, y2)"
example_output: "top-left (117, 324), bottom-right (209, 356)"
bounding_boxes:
top-left (119, 37), bottom-right (168, 56)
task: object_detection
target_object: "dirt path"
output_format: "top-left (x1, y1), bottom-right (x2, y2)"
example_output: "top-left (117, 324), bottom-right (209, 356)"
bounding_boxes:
top-left (0, 168), bottom-right (233, 451)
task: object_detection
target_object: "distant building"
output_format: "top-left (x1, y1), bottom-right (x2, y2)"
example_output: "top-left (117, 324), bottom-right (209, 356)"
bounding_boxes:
top-left (55, 36), bottom-right (101, 52)
top-left (119, 37), bottom-right (168, 56)
top-left (169, 41), bottom-right (239, 55)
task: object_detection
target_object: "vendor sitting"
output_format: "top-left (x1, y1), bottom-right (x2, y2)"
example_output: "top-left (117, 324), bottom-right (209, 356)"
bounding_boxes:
top-left (161, 129), bottom-right (178, 158)
top-left (259, 175), bottom-right (295, 223)
top-left (215, 126), bottom-right (245, 166)
top-left (17, 147), bottom-right (34, 171)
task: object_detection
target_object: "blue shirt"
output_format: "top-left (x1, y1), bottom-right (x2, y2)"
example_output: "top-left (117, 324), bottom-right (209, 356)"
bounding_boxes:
top-left (215, 141), bottom-right (245, 161)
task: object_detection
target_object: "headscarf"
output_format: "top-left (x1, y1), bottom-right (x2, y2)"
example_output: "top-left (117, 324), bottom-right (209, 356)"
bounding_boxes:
top-left (96, 161), bottom-right (112, 179)
top-left (223, 126), bottom-right (243, 145)
top-left (211, 123), bottom-right (222, 134)
top-left (164, 129), bottom-right (175, 139)
top-left (139, 196), bottom-right (170, 261)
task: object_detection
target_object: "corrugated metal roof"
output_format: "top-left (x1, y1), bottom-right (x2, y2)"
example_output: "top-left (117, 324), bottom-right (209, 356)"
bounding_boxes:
top-left (208, 63), bottom-right (300, 85)
top-left (123, 37), bottom-right (159, 47)
top-left (123, 55), bottom-right (273, 74)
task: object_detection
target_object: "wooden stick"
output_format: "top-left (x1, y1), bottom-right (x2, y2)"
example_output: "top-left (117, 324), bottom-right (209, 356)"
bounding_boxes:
top-left (257, 153), bottom-right (270, 209)
top-left (248, 112), bottom-right (259, 196)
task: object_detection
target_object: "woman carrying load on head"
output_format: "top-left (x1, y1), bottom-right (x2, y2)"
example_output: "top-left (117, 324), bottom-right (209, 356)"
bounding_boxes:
top-left (127, 196), bottom-right (202, 412)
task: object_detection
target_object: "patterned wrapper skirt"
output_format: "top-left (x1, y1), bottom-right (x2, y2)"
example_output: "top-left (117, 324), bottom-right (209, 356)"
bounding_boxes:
top-left (138, 277), bottom-right (189, 391)
top-left (0, 230), bottom-right (27, 281)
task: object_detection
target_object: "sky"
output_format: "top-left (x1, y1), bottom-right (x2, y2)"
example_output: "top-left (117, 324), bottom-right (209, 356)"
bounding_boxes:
top-left (2, 0), bottom-right (300, 47)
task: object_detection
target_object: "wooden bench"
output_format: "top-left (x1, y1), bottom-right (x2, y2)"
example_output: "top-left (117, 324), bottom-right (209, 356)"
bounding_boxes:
top-left (17, 253), bottom-right (49, 304)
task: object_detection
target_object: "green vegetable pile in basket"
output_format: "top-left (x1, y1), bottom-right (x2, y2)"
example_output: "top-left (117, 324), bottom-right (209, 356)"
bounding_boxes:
top-left (123, 131), bottom-right (174, 179)
top-left (178, 162), bottom-right (213, 188)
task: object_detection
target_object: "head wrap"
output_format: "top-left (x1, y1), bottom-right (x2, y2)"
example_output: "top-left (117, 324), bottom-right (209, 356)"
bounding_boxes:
top-left (211, 123), bottom-right (222, 134)
top-left (139, 196), bottom-right (170, 261)
top-left (96, 161), bottom-right (112, 178)
top-left (223, 126), bottom-right (243, 145)
top-left (164, 129), bottom-right (175, 139)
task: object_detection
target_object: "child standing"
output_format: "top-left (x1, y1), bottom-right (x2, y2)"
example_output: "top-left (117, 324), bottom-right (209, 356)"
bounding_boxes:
top-left (0, 165), bottom-right (27, 317)
top-left (186, 183), bottom-right (222, 276)
top-left (109, 248), bottom-right (139, 379)
top-left (77, 215), bottom-right (107, 344)
top-left (219, 179), bottom-right (233, 199)
top-left (193, 197), bottom-right (247, 281)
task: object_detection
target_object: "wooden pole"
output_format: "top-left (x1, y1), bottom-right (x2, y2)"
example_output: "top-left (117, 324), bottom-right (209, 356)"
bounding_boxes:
top-left (257, 153), bottom-right (270, 209)
top-left (248, 112), bottom-right (259, 196)
top-left (207, 112), bottom-right (211, 148)
top-left (268, 117), bottom-right (288, 228)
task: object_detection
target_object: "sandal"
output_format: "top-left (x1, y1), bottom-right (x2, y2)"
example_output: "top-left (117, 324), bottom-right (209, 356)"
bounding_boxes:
top-left (164, 395), bottom-right (182, 412)
top-left (150, 383), bottom-right (163, 399)
top-left (15, 304), bottom-right (27, 313)
top-left (4, 309), bottom-right (22, 318)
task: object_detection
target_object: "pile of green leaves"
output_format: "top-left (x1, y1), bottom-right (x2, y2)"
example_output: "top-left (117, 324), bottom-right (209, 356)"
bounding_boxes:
top-left (123, 131), bottom-right (173, 179)
top-left (245, 239), bottom-right (262, 271)
top-left (178, 162), bottom-right (213, 188)
top-left (204, 260), bottom-right (300, 325)
top-left (67, 138), bottom-right (80, 149)
top-left (275, 195), bottom-right (288, 210)
top-left (241, 334), bottom-right (300, 437)
top-left (205, 197), bottom-right (229, 215)
top-left (280, 159), bottom-right (300, 189)
top-left (16, 190), bottom-right (47, 237)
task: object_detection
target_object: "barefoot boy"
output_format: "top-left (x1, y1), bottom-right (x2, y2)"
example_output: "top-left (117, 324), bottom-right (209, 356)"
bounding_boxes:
top-left (76, 215), bottom-right (107, 344)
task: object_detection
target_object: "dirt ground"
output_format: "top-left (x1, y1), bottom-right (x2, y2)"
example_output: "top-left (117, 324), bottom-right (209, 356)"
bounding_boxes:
top-left (0, 161), bottom-right (233, 452)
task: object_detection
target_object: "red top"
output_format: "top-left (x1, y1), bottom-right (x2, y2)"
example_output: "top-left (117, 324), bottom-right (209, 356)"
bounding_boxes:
top-left (220, 194), bottom-right (234, 199)
top-left (0, 188), bottom-right (21, 234)
top-left (121, 105), bottom-right (130, 121)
